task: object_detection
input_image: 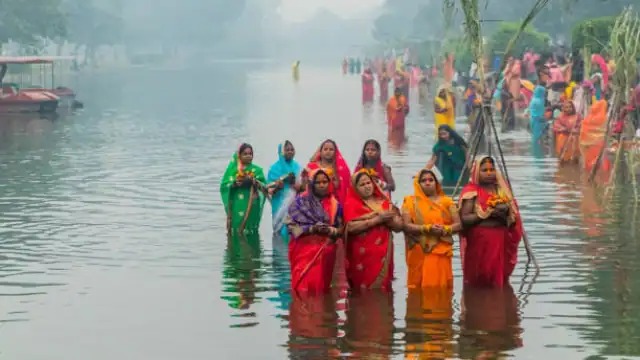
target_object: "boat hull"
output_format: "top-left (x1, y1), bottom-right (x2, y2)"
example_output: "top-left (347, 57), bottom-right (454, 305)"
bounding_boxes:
top-left (0, 90), bottom-right (59, 114)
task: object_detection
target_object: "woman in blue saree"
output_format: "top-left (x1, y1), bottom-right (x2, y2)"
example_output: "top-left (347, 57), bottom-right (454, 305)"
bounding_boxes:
top-left (528, 85), bottom-right (548, 145)
top-left (268, 140), bottom-right (302, 238)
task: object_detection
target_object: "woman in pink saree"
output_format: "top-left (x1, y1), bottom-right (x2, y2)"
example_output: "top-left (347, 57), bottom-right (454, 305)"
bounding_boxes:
top-left (362, 68), bottom-right (375, 103)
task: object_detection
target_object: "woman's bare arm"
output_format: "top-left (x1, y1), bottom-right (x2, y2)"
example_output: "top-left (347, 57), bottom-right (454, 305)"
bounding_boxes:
top-left (426, 154), bottom-right (438, 169)
top-left (346, 217), bottom-right (381, 235)
top-left (383, 165), bottom-right (395, 192)
top-left (460, 198), bottom-right (481, 227)
top-left (402, 213), bottom-right (424, 235)
top-left (450, 207), bottom-right (463, 233)
top-left (387, 213), bottom-right (404, 233)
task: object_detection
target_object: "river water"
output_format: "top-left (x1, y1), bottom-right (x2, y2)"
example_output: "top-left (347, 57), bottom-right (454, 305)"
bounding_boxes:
top-left (0, 63), bottom-right (639, 359)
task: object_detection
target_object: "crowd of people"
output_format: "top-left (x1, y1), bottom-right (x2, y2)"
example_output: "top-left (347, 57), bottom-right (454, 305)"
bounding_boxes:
top-left (220, 138), bottom-right (522, 295)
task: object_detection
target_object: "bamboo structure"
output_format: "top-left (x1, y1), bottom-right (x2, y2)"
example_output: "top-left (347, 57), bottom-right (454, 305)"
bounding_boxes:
top-left (448, 0), bottom-right (551, 272)
top-left (589, 8), bottom-right (640, 193)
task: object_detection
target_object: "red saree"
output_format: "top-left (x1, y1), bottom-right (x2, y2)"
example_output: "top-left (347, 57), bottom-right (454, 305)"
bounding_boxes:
top-left (306, 141), bottom-right (352, 204)
top-left (343, 172), bottom-right (394, 291)
top-left (288, 169), bottom-right (341, 294)
top-left (459, 158), bottom-right (523, 288)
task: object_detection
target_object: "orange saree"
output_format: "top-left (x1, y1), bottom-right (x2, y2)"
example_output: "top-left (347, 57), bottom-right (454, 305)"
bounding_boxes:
top-left (402, 170), bottom-right (457, 289)
top-left (553, 102), bottom-right (581, 163)
top-left (580, 100), bottom-right (609, 172)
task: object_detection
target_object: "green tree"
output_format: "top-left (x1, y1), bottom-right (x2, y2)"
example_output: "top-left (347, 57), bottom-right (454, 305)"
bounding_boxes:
top-left (487, 22), bottom-right (550, 58)
top-left (0, 0), bottom-right (67, 45)
top-left (571, 16), bottom-right (616, 54)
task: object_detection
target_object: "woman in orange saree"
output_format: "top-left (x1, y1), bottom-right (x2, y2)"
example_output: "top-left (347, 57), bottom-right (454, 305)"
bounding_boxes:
top-left (402, 168), bottom-right (461, 289)
top-left (459, 156), bottom-right (523, 288)
top-left (553, 100), bottom-right (581, 163)
top-left (287, 168), bottom-right (342, 293)
top-left (580, 99), bottom-right (609, 172)
top-left (343, 170), bottom-right (403, 291)
top-left (306, 139), bottom-right (351, 204)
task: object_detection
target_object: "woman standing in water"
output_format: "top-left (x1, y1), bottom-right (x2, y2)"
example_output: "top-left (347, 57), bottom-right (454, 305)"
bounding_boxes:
top-left (434, 86), bottom-right (456, 132)
top-left (528, 85), bottom-right (549, 144)
top-left (459, 156), bottom-right (523, 287)
top-left (306, 139), bottom-right (351, 204)
top-left (354, 139), bottom-right (395, 198)
top-left (402, 169), bottom-right (461, 289)
top-left (426, 125), bottom-right (468, 188)
top-left (553, 100), bottom-right (581, 163)
top-left (362, 68), bottom-right (375, 103)
top-left (220, 143), bottom-right (269, 234)
top-left (343, 170), bottom-right (403, 291)
top-left (268, 140), bottom-right (303, 237)
top-left (286, 169), bottom-right (342, 293)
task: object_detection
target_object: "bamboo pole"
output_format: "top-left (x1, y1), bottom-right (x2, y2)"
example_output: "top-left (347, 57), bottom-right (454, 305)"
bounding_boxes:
top-left (451, 0), bottom-right (549, 272)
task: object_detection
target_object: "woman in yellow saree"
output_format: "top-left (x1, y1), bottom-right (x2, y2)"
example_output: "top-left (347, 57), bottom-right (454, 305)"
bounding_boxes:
top-left (401, 168), bottom-right (462, 289)
top-left (434, 86), bottom-right (455, 133)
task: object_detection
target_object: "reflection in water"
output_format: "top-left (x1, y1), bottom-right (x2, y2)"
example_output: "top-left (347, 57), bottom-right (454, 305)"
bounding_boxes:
top-left (459, 285), bottom-right (522, 359)
top-left (268, 235), bottom-right (291, 311)
top-left (287, 292), bottom-right (339, 359)
top-left (221, 234), bottom-right (262, 325)
top-left (577, 192), bottom-right (640, 356)
top-left (344, 290), bottom-right (395, 358)
top-left (388, 128), bottom-right (407, 153)
top-left (404, 287), bottom-right (455, 359)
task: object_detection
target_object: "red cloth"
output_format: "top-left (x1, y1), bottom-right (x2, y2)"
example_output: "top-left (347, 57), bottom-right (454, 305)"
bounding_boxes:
top-left (306, 142), bottom-right (351, 204)
top-left (458, 160), bottom-right (523, 288)
top-left (344, 291), bottom-right (394, 356)
top-left (288, 193), bottom-right (339, 294)
top-left (289, 235), bottom-right (337, 293)
top-left (379, 76), bottom-right (389, 102)
top-left (343, 175), bottom-right (393, 291)
top-left (461, 285), bottom-right (523, 355)
top-left (289, 171), bottom-right (340, 294)
top-left (386, 95), bottom-right (409, 132)
top-left (288, 292), bottom-right (339, 357)
top-left (362, 72), bottom-right (374, 103)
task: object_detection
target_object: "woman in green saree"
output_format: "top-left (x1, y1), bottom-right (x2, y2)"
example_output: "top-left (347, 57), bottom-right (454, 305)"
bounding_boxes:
top-left (426, 125), bottom-right (468, 189)
top-left (220, 143), bottom-right (269, 234)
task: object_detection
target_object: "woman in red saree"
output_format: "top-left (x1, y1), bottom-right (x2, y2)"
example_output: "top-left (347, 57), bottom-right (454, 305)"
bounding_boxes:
top-left (343, 170), bottom-right (403, 291)
top-left (459, 156), bottom-right (523, 288)
top-left (287, 168), bottom-right (342, 293)
top-left (306, 139), bottom-right (351, 204)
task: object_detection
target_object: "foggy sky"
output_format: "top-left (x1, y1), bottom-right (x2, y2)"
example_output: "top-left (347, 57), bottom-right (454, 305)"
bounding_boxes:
top-left (279, 0), bottom-right (384, 22)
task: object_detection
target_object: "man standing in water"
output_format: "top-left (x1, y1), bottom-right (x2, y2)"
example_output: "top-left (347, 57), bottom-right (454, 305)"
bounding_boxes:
top-left (386, 87), bottom-right (409, 132)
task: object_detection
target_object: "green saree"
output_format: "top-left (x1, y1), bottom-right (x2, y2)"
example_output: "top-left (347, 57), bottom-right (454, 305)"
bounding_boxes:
top-left (220, 153), bottom-right (267, 234)
top-left (433, 141), bottom-right (467, 188)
